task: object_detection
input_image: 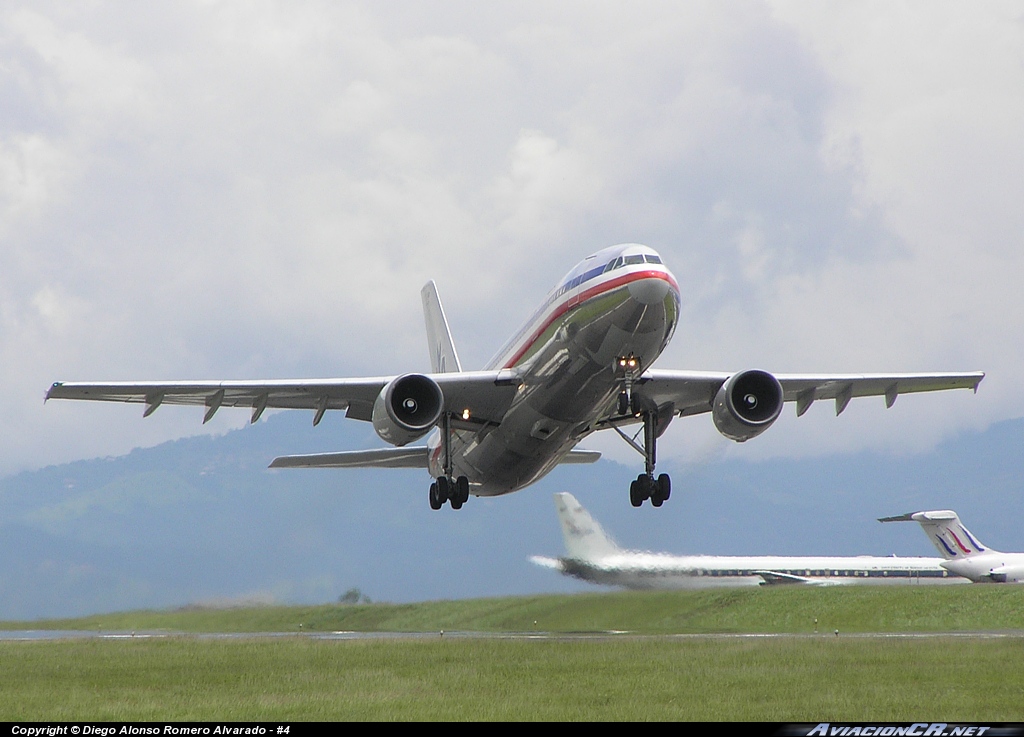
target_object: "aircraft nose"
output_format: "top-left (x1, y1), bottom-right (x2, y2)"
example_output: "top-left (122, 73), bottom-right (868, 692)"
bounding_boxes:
top-left (627, 275), bottom-right (672, 305)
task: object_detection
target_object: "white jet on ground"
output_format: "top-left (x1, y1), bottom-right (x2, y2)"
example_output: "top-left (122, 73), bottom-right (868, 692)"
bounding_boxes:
top-left (531, 493), bottom-right (962, 588)
top-left (880, 510), bottom-right (1024, 583)
top-left (46, 244), bottom-right (983, 511)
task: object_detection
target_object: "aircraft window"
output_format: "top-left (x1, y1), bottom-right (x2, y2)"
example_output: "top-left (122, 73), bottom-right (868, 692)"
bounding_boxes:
top-left (644, 254), bottom-right (662, 264)
top-left (624, 255), bottom-right (645, 266)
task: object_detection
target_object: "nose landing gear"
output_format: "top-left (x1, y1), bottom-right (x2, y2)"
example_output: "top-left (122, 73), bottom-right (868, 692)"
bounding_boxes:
top-left (610, 380), bottom-right (674, 508)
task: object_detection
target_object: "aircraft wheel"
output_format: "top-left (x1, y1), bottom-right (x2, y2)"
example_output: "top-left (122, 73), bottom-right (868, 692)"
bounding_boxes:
top-left (637, 473), bottom-right (652, 500)
top-left (651, 495), bottom-right (663, 507)
top-left (617, 392), bottom-right (629, 416)
top-left (629, 479), bottom-right (643, 507)
top-left (429, 482), bottom-right (442, 510)
top-left (657, 474), bottom-right (671, 501)
top-left (436, 476), bottom-right (451, 503)
top-left (457, 475), bottom-right (470, 504)
top-left (450, 495), bottom-right (463, 510)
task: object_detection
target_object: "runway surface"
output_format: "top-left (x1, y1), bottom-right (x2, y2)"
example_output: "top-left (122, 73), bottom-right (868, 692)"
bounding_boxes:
top-left (4, 629), bottom-right (1024, 641)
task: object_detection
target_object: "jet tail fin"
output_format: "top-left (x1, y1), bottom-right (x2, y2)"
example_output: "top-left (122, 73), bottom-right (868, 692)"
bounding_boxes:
top-left (421, 280), bottom-right (462, 373)
top-left (879, 509), bottom-right (996, 560)
top-left (554, 492), bottom-right (621, 561)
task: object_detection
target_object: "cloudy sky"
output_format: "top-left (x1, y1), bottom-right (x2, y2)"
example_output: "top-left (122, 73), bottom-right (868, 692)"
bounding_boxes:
top-left (2, 1), bottom-right (1021, 477)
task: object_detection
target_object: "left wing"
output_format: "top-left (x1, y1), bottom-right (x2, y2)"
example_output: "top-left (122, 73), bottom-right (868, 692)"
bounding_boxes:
top-left (754, 571), bottom-right (845, 586)
top-left (46, 370), bottom-right (520, 427)
top-left (632, 370), bottom-right (984, 419)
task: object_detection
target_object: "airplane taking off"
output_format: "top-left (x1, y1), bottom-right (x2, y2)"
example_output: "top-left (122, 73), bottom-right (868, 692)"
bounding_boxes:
top-left (881, 510), bottom-right (1024, 583)
top-left (532, 493), bottom-right (961, 587)
top-left (46, 244), bottom-right (983, 511)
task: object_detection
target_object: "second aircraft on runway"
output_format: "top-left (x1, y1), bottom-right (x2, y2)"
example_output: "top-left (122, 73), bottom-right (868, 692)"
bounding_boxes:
top-left (533, 493), bottom-right (1020, 587)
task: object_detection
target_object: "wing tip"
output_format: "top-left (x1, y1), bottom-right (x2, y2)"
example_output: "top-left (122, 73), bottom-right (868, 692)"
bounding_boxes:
top-left (44, 382), bottom-right (63, 403)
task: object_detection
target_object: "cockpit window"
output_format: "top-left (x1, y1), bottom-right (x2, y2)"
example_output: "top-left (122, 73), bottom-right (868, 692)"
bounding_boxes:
top-left (603, 256), bottom-right (624, 273)
top-left (644, 254), bottom-right (662, 264)
top-left (624, 255), bottom-right (645, 266)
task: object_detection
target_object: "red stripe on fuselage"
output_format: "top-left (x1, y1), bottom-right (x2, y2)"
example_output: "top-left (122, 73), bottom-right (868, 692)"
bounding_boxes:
top-left (502, 269), bottom-right (678, 369)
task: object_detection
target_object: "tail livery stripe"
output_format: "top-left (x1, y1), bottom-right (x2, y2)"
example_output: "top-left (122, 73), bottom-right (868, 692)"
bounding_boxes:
top-left (936, 535), bottom-right (958, 557)
top-left (947, 529), bottom-right (973, 555)
top-left (959, 525), bottom-right (985, 552)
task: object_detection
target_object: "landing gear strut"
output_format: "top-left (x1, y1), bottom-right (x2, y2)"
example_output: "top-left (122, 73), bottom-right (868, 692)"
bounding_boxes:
top-left (615, 354), bottom-right (641, 417)
top-left (428, 412), bottom-right (470, 510)
top-left (612, 398), bottom-right (672, 508)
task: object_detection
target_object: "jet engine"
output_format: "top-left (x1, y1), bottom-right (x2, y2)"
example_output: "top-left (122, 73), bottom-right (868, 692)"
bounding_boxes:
top-left (712, 369), bottom-right (784, 442)
top-left (986, 565), bottom-right (1024, 584)
top-left (372, 374), bottom-right (444, 446)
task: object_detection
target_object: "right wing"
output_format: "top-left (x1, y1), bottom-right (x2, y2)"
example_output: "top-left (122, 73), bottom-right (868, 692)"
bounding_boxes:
top-left (630, 370), bottom-right (985, 420)
top-left (46, 370), bottom-right (521, 427)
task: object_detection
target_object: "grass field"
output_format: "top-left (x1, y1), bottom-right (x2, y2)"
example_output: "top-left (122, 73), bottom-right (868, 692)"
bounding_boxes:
top-left (3, 636), bottom-right (1024, 721)
top-left (6, 586), bottom-right (1023, 634)
top-left (3, 588), bottom-right (1024, 721)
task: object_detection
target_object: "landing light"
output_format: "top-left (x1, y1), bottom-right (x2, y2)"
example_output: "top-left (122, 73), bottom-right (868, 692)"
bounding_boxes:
top-left (462, 408), bottom-right (471, 421)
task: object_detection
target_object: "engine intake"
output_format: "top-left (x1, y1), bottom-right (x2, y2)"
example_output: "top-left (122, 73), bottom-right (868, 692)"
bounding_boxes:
top-left (712, 369), bottom-right (784, 442)
top-left (372, 374), bottom-right (444, 446)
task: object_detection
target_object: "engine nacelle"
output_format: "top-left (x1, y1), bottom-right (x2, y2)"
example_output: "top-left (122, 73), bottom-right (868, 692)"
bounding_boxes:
top-left (986, 564), bottom-right (1024, 584)
top-left (372, 374), bottom-right (444, 447)
top-left (712, 369), bottom-right (784, 442)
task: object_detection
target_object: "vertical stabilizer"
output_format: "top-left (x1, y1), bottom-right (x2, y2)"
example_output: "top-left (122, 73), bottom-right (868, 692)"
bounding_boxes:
top-left (421, 281), bottom-right (462, 374)
top-left (881, 509), bottom-right (997, 560)
top-left (554, 493), bottom-right (621, 561)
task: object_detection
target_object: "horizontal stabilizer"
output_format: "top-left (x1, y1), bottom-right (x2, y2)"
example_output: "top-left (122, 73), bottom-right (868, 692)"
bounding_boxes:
top-left (269, 447), bottom-right (429, 469)
top-left (529, 555), bottom-right (566, 571)
top-left (559, 450), bottom-right (601, 464)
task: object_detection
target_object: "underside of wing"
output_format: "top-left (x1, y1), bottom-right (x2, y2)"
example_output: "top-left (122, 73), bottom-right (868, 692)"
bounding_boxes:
top-left (269, 447), bottom-right (430, 469)
top-left (46, 369), bottom-right (520, 427)
top-left (773, 372), bottom-right (984, 416)
top-left (754, 570), bottom-right (838, 586)
top-left (631, 369), bottom-right (984, 419)
top-left (46, 378), bottom-right (391, 424)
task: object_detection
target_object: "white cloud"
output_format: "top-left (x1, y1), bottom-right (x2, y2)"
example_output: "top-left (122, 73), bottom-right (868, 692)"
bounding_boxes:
top-left (0, 2), bottom-right (1018, 474)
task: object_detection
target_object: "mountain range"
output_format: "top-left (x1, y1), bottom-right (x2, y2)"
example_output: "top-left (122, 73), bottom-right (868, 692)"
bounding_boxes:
top-left (1, 411), bottom-right (1021, 619)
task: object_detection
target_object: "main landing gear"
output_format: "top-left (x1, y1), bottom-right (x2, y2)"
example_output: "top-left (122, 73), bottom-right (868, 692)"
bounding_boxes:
top-left (430, 475), bottom-right (470, 510)
top-left (630, 472), bottom-right (671, 507)
top-left (613, 354), bottom-right (672, 508)
top-left (428, 412), bottom-right (470, 510)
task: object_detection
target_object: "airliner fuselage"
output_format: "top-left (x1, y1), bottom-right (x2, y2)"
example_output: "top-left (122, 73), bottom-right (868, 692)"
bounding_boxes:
top-left (428, 243), bottom-right (679, 496)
